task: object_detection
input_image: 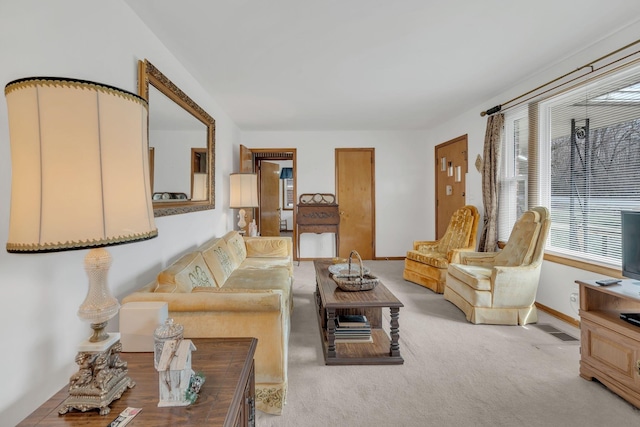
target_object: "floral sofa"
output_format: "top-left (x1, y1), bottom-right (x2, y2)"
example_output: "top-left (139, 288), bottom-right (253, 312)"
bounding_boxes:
top-left (122, 230), bottom-right (293, 415)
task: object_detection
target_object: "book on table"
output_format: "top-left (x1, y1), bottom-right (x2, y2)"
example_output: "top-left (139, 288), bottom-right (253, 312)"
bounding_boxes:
top-left (334, 314), bottom-right (372, 343)
top-left (336, 314), bottom-right (370, 328)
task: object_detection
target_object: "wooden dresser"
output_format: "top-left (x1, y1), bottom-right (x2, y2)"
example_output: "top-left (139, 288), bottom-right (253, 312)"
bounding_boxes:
top-left (296, 193), bottom-right (340, 261)
top-left (19, 337), bottom-right (257, 427)
top-left (577, 279), bottom-right (640, 408)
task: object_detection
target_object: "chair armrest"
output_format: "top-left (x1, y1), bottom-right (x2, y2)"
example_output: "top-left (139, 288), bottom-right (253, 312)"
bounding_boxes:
top-left (491, 264), bottom-right (542, 307)
top-left (122, 288), bottom-right (283, 313)
top-left (459, 251), bottom-right (498, 266)
top-left (448, 247), bottom-right (477, 264)
top-left (413, 240), bottom-right (439, 251)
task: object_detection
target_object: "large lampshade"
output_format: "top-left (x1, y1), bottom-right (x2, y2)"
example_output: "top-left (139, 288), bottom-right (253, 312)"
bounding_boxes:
top-left (229, 173), bottom-right (258, 231)
top-left (229, 173), bottom-right (259, 208)
top-left (5, 77), bottom-right (157, 252)
top-left (5, 77), bottom-right (158, 414)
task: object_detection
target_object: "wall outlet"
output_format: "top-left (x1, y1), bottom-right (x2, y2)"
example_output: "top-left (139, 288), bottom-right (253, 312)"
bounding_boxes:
top-left (570, 293), bottom-right (578, 303)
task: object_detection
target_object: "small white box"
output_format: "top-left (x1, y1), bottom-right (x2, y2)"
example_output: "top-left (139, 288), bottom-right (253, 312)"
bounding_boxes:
top-left (120, 302), bottom-right (168, 352)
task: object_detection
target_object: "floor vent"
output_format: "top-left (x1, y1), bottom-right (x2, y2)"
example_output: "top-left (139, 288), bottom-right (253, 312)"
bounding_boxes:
top-left (533, 323), bottom-right (579, 342)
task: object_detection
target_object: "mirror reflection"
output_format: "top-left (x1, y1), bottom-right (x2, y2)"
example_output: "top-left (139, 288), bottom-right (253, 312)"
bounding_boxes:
top-left (138, 59), bottom-right (215, 216)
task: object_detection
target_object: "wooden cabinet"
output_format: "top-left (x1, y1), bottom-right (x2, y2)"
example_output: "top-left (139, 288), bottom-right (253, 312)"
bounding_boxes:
top-left (19, 338), bottom-right (257, 427)
top-left (577, 279), bottom-right (640, 408)
top-left (296, 193), bottom-right (340, 261)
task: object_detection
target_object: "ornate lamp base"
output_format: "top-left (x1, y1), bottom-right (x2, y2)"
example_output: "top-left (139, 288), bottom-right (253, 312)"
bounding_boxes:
top-left (59, 334), bottom-right (135, 416)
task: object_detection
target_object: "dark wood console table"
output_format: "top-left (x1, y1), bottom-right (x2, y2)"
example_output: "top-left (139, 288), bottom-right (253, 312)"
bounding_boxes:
top-left (296, 193), bottom-right (340, 262)
top-left (19, 337), bottom-right (257, 427)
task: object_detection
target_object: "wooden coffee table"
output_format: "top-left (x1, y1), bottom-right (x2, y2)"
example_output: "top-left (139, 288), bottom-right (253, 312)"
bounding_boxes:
top-left (314, 260), bottom-right (404, 365)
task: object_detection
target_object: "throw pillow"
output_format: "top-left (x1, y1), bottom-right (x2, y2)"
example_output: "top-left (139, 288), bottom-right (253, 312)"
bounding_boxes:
top-left (201, 238), bottom-right (235, 287)
top-left (155, 252), bottom-right (216, 293)
top-left (223, 230), bottom-right (247, 268)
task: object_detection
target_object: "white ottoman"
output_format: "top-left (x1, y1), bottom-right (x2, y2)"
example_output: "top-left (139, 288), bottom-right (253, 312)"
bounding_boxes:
top-left (119, 301), bottom-right (168, 352)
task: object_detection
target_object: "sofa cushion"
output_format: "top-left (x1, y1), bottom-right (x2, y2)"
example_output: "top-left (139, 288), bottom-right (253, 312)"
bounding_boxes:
top-left (201, 238), bottom-right (235, 287)
top-left (155, 252), bottom-right (216, 293)
top-left (223, 230), bottom-right (247, 268)
top-left (447, 263), bottom-right (493, 291)
top-left (405, 249), bottom-right (448, 269)
top-left (239, 257), bottom-right (293, 272)
top-left (224, 267), bottom-right (292, 312)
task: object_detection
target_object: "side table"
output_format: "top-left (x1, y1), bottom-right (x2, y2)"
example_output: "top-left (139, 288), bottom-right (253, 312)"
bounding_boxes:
top-left (18, 337), bottom-right (257, 427)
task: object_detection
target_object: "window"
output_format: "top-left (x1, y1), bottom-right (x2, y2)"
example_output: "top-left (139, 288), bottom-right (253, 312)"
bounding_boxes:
top-left (500, 63), bottom-right (640, 267)
top-left (499, 106), bottom-right (529, 241)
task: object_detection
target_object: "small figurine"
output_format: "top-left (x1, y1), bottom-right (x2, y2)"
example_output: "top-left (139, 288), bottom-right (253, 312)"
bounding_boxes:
top-left (249, 219), bottom-right (258, 237)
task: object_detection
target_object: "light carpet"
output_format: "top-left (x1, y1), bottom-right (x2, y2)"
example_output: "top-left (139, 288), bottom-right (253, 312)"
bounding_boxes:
top-left (256, 260), bottom-right (640, 426)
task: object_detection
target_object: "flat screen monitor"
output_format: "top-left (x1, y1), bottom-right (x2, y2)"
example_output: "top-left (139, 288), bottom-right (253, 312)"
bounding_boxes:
top-left (621, 210), bottom-right (640, 281)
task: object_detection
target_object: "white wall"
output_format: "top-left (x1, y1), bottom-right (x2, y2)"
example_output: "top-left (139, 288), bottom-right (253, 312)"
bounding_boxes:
top-left (0, 1), bottom-right (239, 425)
top-left (2, 2), bottom-right (639, 424)
top-left (424, 20), bottom-right (640, 323)
top-left (241, 131), bottom-right (431, 258)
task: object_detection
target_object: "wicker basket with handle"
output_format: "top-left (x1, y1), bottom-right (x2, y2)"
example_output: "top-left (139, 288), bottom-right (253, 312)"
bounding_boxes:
top-left (331, 250), bottom-right (379, 291)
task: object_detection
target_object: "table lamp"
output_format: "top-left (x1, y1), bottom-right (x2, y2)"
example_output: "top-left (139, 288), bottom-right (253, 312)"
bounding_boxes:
top-left (229, 173), bottom-right (258, 233)
top-left (279, 167), bottom-right (293, 179)
top-left (4, 77), bottom-right (158, 415)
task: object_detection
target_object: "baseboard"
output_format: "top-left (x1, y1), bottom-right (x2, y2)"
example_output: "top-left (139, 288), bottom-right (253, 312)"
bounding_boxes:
top-left (374, 256), bottom-right (405, 261)
top-left (535, 302), bottom-right (580, 328)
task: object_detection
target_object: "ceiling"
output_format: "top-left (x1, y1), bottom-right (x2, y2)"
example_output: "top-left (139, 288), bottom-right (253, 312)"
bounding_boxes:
top-left (124, 0), bottom-right (640, 131)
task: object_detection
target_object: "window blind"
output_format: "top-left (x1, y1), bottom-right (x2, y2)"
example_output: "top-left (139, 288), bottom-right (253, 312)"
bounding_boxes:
top-left (537, 63), bottom-right (640, 265)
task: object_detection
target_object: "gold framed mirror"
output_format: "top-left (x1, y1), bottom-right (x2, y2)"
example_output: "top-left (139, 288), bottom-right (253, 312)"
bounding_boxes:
top-left (138, 59), bottom-right (215, 217)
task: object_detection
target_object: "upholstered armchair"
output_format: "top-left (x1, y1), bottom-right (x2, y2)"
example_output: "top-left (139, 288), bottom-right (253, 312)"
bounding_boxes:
top-left (444, 206), bottom-right (551, 325)
top-left (403, 205), bottom-right (480, 293)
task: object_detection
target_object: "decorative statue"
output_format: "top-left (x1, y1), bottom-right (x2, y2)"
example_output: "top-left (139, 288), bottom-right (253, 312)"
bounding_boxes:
top-left (249, 219), bottom-right (258, 237)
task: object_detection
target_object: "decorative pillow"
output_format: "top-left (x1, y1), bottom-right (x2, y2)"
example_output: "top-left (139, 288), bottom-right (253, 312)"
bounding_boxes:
top-left (201, 238), bottom-right (235, 287)
top-left (223, 231), bottom-right (247, 268)
top-left (155, 252), bottom-right (216, 293)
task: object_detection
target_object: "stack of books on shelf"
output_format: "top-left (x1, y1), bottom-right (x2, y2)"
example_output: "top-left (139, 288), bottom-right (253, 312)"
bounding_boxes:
top-left (335, 314), bottom-right (372, 343)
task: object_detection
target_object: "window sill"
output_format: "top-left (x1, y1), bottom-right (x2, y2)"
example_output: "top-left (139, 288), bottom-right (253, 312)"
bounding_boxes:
top-left (496, 241), bottom-right (622, 278)
top-left (543, 253), bottom-right (622, 279)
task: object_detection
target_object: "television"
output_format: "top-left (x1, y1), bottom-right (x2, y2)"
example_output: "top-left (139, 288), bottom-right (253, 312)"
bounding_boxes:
top-left (621, 210), bottom-right (640, 281)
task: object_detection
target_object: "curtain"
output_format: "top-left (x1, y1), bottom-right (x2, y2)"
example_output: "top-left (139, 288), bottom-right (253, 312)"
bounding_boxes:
top-left (478, 113), bottom-right (504, 252)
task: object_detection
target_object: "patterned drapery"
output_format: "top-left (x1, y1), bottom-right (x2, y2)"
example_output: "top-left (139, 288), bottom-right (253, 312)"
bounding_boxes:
top-left (478, 113), bottom-right (504, 252)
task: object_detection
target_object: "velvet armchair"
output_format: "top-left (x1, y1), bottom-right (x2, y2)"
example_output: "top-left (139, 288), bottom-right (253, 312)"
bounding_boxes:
top-left (403, 205), bottom-right (480, 293)
top-left (444, 206), bottom-right (551, 325)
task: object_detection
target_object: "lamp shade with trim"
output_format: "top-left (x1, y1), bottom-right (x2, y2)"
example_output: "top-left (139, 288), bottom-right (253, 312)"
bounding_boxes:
top-left (4, 77), bottom-right (158, 252)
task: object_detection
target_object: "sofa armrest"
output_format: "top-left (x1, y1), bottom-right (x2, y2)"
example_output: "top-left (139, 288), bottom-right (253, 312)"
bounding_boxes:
top-left (244, 236), bottom-right (292, 258)
top-left (122, 288), bottom-right (283, 313)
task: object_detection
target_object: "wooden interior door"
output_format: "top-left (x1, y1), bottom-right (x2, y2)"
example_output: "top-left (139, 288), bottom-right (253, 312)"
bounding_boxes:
top-left (336, 148), bottom-right (375, 259)
top-left (259, 161), bottom-right (280, 236)
top-left (435, 135), bottom-right (468, 239)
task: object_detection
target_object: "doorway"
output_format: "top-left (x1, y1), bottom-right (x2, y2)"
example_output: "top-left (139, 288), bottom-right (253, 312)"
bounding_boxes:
top-left (435, 135), bottom-right (468, 239)
top-left (335, 148), bottom-right (375, 259)
top-left (239, 145), bottom-right (298, 258)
